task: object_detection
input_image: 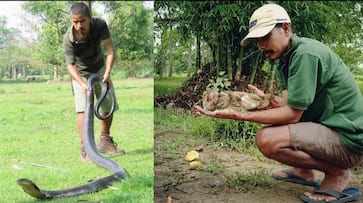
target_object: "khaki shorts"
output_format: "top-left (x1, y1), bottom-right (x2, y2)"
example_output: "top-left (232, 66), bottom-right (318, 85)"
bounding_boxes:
top-left (71, 71), bottom-right (119, 113)
top-left (289, 122), bottom-right (363, 169)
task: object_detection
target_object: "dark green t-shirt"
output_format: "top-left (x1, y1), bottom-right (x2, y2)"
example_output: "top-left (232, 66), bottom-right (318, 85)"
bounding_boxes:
top-left (276, 35), bottom-right (363, 154)
top-left (63, 18), bottom-right (110, 76)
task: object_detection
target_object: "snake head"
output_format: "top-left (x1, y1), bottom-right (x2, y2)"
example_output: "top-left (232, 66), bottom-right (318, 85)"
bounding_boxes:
top-left (16, 178), bottom-right (46, 199)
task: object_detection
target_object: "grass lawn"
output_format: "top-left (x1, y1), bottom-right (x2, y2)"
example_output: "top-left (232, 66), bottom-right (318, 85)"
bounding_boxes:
top-left (0, 78), bottom-right (153, 203)
top-left (154, 76), bottom-right (188, 97)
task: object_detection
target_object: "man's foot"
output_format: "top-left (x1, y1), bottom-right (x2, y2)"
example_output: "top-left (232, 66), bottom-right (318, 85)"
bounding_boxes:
top-left (302, 169), bottom-right (351, 202)
top-left (272, 168), bottom-right (320, 186)
top-left (80, 146), bottom-right (91, 163)
top-left (97, 134), bottom-right (126, 155)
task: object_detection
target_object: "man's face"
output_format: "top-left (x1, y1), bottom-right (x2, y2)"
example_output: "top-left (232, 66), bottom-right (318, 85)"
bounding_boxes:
top-left (254, 24), bottom-right (290, 60)
top-left (70, 14), bottom-right (90, 37)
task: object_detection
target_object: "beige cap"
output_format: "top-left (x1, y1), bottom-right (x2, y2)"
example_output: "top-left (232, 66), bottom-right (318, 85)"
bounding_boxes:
top-left (241, 4), bottom-right (290, 46)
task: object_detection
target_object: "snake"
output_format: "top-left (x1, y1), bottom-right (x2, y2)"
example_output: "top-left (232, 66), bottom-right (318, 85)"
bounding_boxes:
top-left (16, 74), bottom-right (127, 199)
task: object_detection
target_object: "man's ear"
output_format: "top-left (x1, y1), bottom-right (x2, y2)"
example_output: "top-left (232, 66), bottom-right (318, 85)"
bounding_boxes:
top-left (282, 23), bottom-right (291, 34)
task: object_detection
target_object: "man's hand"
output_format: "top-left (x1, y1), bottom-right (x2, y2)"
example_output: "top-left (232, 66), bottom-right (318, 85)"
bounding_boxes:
top-left (102, 73), bottom-right (110, 83)
top-left (247, 84), bottom-right (265, 97)
top-left (194, 105), bottom-right (248, 121)
top-left (81, 82), bottom-right (92, 95)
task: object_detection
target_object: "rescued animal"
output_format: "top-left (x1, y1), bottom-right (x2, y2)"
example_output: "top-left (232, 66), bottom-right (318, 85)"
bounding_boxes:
top-left (202, 89), bottom-right (272, 111)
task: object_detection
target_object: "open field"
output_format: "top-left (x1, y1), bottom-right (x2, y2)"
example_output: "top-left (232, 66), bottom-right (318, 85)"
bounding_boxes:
top-left (0, 78), bottom-right (153, 203)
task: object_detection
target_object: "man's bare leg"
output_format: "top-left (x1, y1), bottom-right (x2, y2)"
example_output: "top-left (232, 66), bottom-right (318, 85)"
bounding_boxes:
top-left (77, 112), bottom-right (92, 162)
top-left (256, 125), bottom-right (351, 202)
top-left (77, 112), bottom-right (85, 144)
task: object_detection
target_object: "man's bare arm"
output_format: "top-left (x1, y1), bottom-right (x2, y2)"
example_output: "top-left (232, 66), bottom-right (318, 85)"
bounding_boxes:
top-left (102, 38), bottom-right (115, 82)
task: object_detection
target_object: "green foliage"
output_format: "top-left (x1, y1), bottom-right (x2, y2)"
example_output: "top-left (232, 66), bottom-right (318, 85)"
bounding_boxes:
top-left (205, 159), bottom-right (226, 175)
top-left (23, 1), bottom-right (70, 67)
top-left (154, 2), bottom-right (363, 83)
top-left (0, 16), bottom-right (20, 49)
top-left (212, 119), bottom-right (263, 151)
top-left (6, 1), bottom-right (154, 79)
top-left (155, 75), bottom-right (262, 152)
top-left (105, 1), bottom-right (154, 78)
top-left (207, 71), bottom-right (231, 91)
top-left (155, 107), bottom-right (262, 153)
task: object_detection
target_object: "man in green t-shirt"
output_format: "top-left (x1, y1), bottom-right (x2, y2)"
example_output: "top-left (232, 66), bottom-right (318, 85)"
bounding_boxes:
top-left (195, 3), bottom-right (363, 202)
top-left (63, 2), bottom-right (125, 162)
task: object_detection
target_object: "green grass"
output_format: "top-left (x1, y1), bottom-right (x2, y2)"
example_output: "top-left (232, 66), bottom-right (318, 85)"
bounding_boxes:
top-left (154, 76), bottom-right (188, 97)
top-left (0, 78), bottom-right (153, 203)
top-left (155, 108), bottom-right (261, 152)
top-left (226, 169), bottom-right (274, 192)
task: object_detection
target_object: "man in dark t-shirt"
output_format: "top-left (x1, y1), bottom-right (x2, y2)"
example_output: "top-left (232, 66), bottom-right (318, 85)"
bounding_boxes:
top-left (63, 2), bottom-right (125, 162)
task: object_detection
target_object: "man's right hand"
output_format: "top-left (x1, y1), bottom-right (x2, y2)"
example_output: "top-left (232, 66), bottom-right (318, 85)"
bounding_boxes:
top-left (81, 82), bottom-right (92, 95)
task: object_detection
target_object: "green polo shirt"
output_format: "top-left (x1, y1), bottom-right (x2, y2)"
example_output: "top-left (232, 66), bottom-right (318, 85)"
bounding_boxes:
top-left (276, 34), bottom-right (363, 154)
top-left (63, 18), bottom-right (110, 76)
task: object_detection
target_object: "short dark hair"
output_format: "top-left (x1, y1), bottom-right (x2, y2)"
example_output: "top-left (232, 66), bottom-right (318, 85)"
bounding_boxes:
top-left (70, 2), bottom-right (90, 16)
top-left (275, 23), bottom-right (283, 28)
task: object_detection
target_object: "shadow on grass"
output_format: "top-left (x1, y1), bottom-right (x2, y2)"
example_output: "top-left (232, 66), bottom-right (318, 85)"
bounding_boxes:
top-left (126, 148), bottom-right (153, 156)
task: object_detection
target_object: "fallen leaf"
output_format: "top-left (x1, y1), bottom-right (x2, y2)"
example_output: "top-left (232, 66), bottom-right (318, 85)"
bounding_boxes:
top-left (184, 150), bottom-right (199, 161)
top-left (188, 161), bottom-right (203, 170)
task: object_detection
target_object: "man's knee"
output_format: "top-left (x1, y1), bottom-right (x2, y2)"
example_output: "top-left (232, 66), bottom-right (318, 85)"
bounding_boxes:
top-left (256, 126), bottom-right (290, 159)
top-left (256, 128), bottom-right (275, 158)
top-left (256, 127), bottom-right (280, 158)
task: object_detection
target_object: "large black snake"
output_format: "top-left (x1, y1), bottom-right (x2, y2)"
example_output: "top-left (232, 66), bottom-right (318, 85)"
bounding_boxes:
top-left (16, 74), bottom-right (127, 199)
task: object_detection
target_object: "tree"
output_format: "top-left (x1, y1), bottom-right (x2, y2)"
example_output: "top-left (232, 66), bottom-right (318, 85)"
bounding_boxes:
top-left (104, 1), bottom-right (154, 78)
top-left (154, 1), bottom-right (363, 88)
top-left (23, 1), bottom-right (70, 79)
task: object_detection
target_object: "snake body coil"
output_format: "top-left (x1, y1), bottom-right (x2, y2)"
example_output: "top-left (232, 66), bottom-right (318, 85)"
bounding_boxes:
top-left (16, 74), bottom-right (127, 199)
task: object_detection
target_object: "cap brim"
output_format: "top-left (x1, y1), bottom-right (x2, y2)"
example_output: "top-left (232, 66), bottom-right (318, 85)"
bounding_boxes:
top-left (241, 24), bottom-right (276, 46)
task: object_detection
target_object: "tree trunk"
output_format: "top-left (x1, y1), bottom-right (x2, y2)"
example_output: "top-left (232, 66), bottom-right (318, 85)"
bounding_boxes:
top-left (42, 65), bottom-right (46, 79)
top-left (22, 64), bottom-right (28, 78)
top-left (159, 54), bottom-right (164, 79)
top-left (53, 65), bottom-right (58, 80)
top-left (249, 54), bottom-right (261, 84)
top-left (187, 38), bottom-right (193, 77)
top-left (227, 37), bottom-right (232, 81)
top-left (216, 42), bottom-right (220, 74)
top-left (235, 48), bottom-right (243, 81)
top-left (167, 24), bottom-right (174, 77)
top-left (196, 32), bottom-right (201, 73)
top-left (12, 66), bottom-right (17, 79)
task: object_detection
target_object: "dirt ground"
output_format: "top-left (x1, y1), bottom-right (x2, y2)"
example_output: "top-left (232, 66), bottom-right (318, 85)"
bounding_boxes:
top-left (154, 64), bottom-right (363, 203)
top-left (154, 129), bottom-right (363, 203)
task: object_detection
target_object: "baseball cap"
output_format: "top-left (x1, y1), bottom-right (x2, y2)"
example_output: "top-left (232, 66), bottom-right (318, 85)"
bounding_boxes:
top-left (241, 4), bottom-right (291, 46)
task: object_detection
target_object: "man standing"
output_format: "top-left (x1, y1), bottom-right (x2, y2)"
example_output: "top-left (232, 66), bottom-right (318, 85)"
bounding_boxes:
top-left (63, 2), bottom-right (125, 162)
top-left (195, 3), bottom-right (363, 202)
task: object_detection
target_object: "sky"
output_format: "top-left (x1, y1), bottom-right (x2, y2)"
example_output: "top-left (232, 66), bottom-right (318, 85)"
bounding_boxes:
top-left (0, 1), bottom-right (26, 29)
top-left (0, 1), bottom-right (36, 40)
